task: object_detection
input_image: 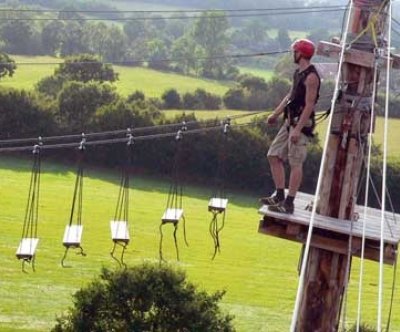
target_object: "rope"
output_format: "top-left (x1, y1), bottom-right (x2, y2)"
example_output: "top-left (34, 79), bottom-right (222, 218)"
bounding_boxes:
top-left (0, 5), bottom-right (347, 14)
top-left (110, 133), bottom-right (134, 268)
top-left (19, 143), bottom-right (41, 272)
top-left (61, 137), bottom-right (87, 267)
top-left (378, 1), bottom-right (392, 330)
top-left (0, 109), bottom-right (266, 147)
top-left (159, 127), bottom-right (188, 262)
top-left (289, 1), bottom-right (354, 329)
top-left (356, 59), bottom-right (379, 331)
top-left (0, 121), bottom-right (255, 153)
top-left (0, 8), bottom-right (347, 22)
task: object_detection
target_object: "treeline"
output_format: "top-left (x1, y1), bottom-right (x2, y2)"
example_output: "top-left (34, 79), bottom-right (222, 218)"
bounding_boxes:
top-left (0, 1), bottom-right (338, 77)
top-left (0, 56), bottom-right (399, 212)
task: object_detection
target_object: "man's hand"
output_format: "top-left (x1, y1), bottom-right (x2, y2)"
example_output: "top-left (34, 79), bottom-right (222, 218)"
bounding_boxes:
top-left (267, 113), bottom-right (279, 125)
top-left (290, 127), bottom-right (301, 143)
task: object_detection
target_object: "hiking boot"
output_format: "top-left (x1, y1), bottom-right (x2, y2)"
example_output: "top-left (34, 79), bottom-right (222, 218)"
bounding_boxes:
top-left (259, 195), bottom-right (284, 206)
top-left (268, 200), bottom-right (294, 214)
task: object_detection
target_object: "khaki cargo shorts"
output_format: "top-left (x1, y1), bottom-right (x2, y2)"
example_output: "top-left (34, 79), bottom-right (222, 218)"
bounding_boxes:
top-left (267, 124), bottom-right (309, 166)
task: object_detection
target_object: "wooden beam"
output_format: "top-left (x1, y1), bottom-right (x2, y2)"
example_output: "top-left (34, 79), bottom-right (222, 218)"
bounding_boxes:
top-left (317, 41), bottom-right (375, 68)
top-left (317, 41), bottom-right (400, 70)
top-left (258, 218), bottom-right (396, 265)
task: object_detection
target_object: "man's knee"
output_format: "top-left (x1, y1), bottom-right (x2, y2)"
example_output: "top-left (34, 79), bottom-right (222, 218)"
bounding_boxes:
top-left (268, 154), bottom-right (281, 166)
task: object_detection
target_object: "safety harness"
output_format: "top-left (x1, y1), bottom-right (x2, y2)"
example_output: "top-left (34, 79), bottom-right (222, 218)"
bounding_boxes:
top-left (284, 65), bottom-right (321, 137)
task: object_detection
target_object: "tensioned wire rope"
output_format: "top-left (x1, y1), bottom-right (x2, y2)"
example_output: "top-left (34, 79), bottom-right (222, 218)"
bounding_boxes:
top-left (0, 5), bottom-right (347, 14)
top-left (378, 0), bottom-right (393, 330)
top-left (0, 121), bottom-right (256, 153)
top-left (289, 0), bottom-right (354, 330)
top-left (0, 8), bottom-right (348, 21)
top-left (0, 109), bottom-right (268, 147)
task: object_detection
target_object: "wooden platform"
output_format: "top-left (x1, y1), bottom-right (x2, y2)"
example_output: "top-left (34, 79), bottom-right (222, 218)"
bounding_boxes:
top-left (63, 225), bottom-right (83, 247)
top-left (208, 198), bottom-right (228, 213)
top-left (16, 238), bottom-right (39, 260)
top-left (258, 192), bottom-right (400, 265)
top-left (162, 208), bottom-right (184, 224)
top-left (110, 221), bottom-right (130, 243)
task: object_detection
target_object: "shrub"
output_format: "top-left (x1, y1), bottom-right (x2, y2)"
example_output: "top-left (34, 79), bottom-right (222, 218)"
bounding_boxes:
top-left (52, 264), bottom-right (235, 332)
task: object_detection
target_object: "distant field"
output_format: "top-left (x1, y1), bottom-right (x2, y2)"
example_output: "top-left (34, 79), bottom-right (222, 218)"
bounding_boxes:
top-left (113, 66), bottom-right (232, 97)
top-left (0, 55), bottom-right (59, 91)
top-left (239, 66), bottom-right (274, 81)
top-left (0, 55), bottom-right (232, 97)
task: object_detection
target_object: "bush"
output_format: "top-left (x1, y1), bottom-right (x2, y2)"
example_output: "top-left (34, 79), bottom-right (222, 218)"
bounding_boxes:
top-left (127, 90), bottom-right (145, 103)
top-left (162, 88), bottom-right (182, 109)
top-left (223, 87), bottom-right (246, 109)
top-left (52, 264), bottom-right (235, 332)
top-left (182, 88), bottom-right (221, 110)
top-left (0, 88), bottom-right (58, 138)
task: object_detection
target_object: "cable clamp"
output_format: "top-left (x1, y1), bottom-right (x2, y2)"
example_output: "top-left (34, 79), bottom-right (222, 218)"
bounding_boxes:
top-left (79, 133), bottom-right (86, 151)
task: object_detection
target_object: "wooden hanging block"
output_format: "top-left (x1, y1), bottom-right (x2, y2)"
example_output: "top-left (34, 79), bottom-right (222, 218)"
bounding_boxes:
top-left (110, 220), bottom-right (130, 243)
top-left (208, 198), bottom-right (228, 213)
top-left (16, 238), bottom-right (39, 260)
top-left (63, 225), bottom-right (83, 248)
top-left (162, 208), bottom-right (184, 224)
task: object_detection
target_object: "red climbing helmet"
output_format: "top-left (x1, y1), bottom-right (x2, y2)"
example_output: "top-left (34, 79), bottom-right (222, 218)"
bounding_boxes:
top-left (291, 39), bottom-right (315, 59)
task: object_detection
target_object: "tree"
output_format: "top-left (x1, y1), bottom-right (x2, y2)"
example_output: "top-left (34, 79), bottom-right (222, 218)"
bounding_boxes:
top-left (1, 20), bottom-right (34, 54)
top-left (274, 53), bottom-right (296, 80)
top-left (60, 22), bottom-right (87, 56)
top-left (0, 53), bottom-right (16, 79)
top-left (55, 54), bottom-right (118, 83)
top-left (147, 39), bottom-right (169, 70)
top-left (52, 264), bottom-right (235, 332)
top-left (277, 28), bottom-right (292, 51)
top-left (162, 88), bottom-right (182, 109)
top-left (0, 89), bottom-right (57, 139)
top-left (192, 12), bottom-right (232, 78)
top-left (58, 81), bottom-right (118, 131)
top-left (41, 21), bottom-right (65, 55)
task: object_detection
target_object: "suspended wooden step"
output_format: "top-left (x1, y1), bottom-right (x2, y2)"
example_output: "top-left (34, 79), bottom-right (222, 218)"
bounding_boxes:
top-left (162, 208), bottom-right (184, 224)
top-left (16, 238), bottom-right (39, 261)
top-left (208, 198), bottom-right (228, 213)
top-left (63, 225), bottom-right (83, 248)
top-left (110, 220), bottom-right (130, 243)
top-left (258, 192), bottom-right (400, 265)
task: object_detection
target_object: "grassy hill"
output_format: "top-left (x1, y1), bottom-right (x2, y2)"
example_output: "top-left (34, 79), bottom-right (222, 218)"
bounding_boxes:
top-left (0, 55), bottom-right (232, 97)
top-left (0, 156), bottom-right (398, 331)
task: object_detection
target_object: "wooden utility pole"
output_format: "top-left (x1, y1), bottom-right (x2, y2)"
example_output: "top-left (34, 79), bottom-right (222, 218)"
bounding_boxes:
top-left (298, 2), bottom-right (389, 330)
top-left (259, 1), bottom-right (400, 330)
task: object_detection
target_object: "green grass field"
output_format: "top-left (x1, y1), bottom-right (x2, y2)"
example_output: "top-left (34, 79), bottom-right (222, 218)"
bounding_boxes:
top-left (0, 55), bottom-right (231, 97)
top-left (239, 66), bottom-right (274, 81)
top-left (0, 156), bottom-right (399, 331)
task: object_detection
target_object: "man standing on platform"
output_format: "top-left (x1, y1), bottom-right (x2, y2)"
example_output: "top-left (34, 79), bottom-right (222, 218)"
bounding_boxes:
top-left (260, 39), bottom-right (321, 214)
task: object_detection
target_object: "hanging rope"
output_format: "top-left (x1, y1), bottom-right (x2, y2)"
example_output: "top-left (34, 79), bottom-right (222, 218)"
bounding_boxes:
top-left (159, 124), bottom-right (189, 262)
top-left (17, 141), bottom-right (42, 272)
top-left (356, 58), bottom-right (379, 332)
top-left (110, 129), bottom-right (134, 268)
top-left (290, 1), bottom-right (354, 329)
top-left (209, 119), bottom-right (230, 260)
top-left (61, 135), bottom-right (87, 267)
top-left (378, 1), bottom-right (393, 330)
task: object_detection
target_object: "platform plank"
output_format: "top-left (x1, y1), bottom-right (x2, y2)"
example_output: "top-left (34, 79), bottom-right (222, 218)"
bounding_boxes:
top-left (258, 191), bottom-right (400, 264)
